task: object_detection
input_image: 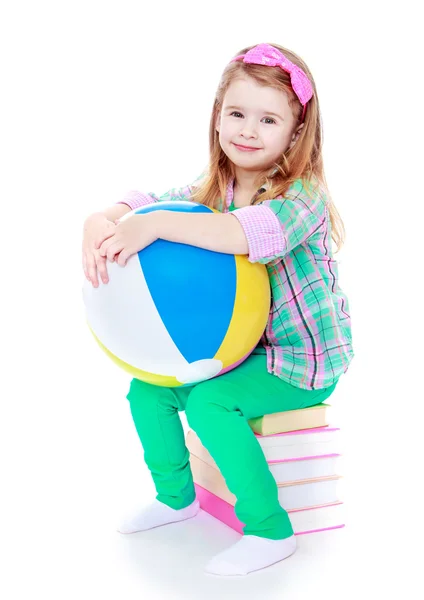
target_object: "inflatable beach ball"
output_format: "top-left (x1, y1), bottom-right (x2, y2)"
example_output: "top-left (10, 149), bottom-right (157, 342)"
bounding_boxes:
top-left (82, 201), bottom-right (270, 387)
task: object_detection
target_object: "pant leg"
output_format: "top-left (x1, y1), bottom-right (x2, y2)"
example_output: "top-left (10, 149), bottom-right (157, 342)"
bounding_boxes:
top-left (184, 354), bottom-right (338, 539)
top-left (126, 378), bottom-right (194, 510)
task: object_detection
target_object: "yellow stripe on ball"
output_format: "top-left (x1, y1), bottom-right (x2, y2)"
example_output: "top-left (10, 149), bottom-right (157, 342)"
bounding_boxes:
top-left (87, 324), bottom-right (183, 387)
top-left (214, 255), bottom-right (270, 368)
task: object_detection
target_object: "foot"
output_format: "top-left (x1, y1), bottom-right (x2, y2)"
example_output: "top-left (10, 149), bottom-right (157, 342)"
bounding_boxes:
top-left (117, 498), bottom-right (200, 534)
top-left (205, 534), bottom-right (297, 576)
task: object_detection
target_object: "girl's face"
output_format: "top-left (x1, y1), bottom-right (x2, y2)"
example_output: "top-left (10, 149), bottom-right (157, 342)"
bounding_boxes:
top-left (216, 76), bottom-right (302, 181)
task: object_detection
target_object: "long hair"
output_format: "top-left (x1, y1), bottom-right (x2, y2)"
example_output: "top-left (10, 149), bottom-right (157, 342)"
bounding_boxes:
top-left (191, 42), bottom-right (346, 253)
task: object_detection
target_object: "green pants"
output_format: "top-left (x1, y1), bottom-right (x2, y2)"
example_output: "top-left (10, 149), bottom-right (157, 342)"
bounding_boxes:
top-left (126, 354), bottom-right (338, 540)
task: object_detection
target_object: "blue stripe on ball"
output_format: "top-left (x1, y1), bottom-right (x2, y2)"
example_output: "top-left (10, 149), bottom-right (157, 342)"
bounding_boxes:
top-left (134, 202), bottom-right (236, 364)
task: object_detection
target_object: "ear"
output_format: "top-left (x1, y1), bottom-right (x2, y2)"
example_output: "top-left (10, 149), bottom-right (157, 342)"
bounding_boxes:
top-left (288, 123), bottom-right (304, 151)
top-left (215, 110), bottom-right (221, 133)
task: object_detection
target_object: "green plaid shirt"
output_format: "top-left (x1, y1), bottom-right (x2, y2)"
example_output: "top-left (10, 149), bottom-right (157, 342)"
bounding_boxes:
top-left (119, 175), bottom-right (354, 390)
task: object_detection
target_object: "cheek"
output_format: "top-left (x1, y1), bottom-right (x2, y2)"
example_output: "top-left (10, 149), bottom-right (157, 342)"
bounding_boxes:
top-left (217, 130), bottom-right (228, 152)
top-left (219, 125), bottom-right (233, 144)
top-left (268, 132), bottom-right (289, 152)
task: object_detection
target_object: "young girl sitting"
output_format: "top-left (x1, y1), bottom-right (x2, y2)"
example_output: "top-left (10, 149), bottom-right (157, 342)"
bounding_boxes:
top-left (82, 42), bottom-right (354, 577)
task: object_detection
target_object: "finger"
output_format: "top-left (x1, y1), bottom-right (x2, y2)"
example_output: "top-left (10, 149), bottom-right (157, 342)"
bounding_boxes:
top-left (95, 227), bottom-right (115, 250)
top-left (107, 242), bottom-right (123, 262)
top-left (82, 251), bottom-right (90, 280)
top-left (99, 237), bottom-right (112, 257)
top-left (96, 255), bottom-right (109, 284)
top-left (86, 252), bottom-right (99, 287)
top-left (116, 249), bottom-right (133, 267)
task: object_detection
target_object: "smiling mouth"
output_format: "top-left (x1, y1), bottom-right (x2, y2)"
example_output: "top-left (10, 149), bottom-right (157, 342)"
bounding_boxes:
top-left (233, 143), bottom-right (261, 150)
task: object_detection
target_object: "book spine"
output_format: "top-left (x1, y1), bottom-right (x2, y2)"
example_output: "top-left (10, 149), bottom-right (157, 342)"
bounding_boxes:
top-left (194, 483), bottom-right (345, 536)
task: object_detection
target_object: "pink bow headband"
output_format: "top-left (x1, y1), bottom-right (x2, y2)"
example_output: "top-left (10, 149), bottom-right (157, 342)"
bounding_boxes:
top-left (230, 43), bottom-right (313, 123)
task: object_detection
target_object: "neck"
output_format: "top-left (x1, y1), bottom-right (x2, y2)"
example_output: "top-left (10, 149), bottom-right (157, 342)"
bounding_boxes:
top-left (233, 166), bottom-right (275, 193)
top-left (233, 172), bottom-right (261, 195)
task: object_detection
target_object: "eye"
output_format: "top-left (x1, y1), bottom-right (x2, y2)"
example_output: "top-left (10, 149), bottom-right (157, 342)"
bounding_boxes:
top-left (230, 112), bottom-right (276, 124)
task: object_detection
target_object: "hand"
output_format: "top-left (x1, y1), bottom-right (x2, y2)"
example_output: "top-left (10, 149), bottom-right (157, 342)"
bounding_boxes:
top-left (97, 213), bottom-right (159, 266)
top-left (82, 212), bottom-right (117, 287)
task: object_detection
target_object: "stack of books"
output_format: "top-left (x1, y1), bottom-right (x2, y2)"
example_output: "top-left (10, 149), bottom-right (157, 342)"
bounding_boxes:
top-left (185, 402), bottom-right (345, 536)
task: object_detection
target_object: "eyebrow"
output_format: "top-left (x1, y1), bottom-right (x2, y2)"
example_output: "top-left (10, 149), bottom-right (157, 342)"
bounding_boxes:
top-left (225, 105), bottom-right (284, 120)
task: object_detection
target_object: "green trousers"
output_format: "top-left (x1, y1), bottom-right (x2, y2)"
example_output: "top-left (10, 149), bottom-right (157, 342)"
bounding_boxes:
top-left (126, 354), bottom-right (338, 540)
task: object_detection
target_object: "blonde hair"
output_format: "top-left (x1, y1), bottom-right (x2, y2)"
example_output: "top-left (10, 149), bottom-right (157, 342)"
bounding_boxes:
top-left (191, 42), bottom-right (346, 253)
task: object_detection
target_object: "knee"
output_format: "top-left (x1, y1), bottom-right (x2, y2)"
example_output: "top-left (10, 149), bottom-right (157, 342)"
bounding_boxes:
top-left (126, 378), bottom-right (150, 399)
top-left (185, 383), bottom-right (231, 429)
top-left (126, 378), bottom-right (167, 411)
top-left (126, 378), bottom-right (155, 405)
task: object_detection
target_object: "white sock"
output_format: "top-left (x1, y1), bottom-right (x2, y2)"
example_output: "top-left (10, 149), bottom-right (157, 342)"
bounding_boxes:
top-left (205, 534), bottom-right (297, 576)
top-left (117, 498), bottom-right (200, 534)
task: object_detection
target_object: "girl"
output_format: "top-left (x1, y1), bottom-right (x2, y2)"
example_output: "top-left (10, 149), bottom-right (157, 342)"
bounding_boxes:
top-left (82, 42), bottom-right (354, 576)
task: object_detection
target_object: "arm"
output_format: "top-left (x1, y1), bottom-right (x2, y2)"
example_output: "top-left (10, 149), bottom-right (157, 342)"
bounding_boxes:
top-left (117, 171), bottom-right (207, 211)
top-left (98, 179), bottom-right (327, 267)
top-left (84, 202), bottom-right (132, 229)
top-left (83, 174), bottom-right (206, 286)
top-left (100, 203), bottom-right (132, 221)
top-left (230, 184), bottom-right (328, 263)
top-left (154, 211), bottom-right (249, 255)
top-left (87, 171), bottom-right (206, 223)
top-left (154, 181), bottom-right (326, 260)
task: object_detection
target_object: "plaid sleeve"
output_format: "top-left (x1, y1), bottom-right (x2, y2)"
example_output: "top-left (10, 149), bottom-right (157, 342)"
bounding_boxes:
top-left (231, 186), bottom-right (327, 264)
top-left (117, 171), bottom-right (207, 211)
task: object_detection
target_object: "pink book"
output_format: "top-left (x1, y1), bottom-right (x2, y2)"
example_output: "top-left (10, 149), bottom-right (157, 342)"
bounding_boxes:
top-left (194, 483), bottom-right (345, 536)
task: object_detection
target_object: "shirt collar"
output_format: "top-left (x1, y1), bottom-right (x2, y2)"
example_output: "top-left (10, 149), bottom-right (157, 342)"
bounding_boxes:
top-left (226, 169), bottom-right (276, 208)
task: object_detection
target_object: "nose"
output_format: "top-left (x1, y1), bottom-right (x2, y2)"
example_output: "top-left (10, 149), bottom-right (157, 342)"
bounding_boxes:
top-left (239, 118), bottom-right (258, 139)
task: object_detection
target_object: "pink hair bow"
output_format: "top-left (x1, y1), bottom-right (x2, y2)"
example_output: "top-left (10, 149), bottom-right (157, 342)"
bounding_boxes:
top-left (230, 43), bottom-right (313, 122)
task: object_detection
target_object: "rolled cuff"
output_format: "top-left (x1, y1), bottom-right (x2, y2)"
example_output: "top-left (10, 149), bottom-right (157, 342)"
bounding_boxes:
top-left (231, 205), bottom-right (286, 263)
top-left (117, 191), bottom-right (157, 211)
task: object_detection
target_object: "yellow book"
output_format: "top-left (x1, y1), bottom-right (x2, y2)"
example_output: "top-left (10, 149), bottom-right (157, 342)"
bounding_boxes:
top-left (247, 402), bottom-right (330, 435)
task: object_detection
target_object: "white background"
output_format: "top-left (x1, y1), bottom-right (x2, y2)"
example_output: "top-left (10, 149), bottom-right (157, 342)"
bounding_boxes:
top-left (1, 1), bottom-right (422, 598)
